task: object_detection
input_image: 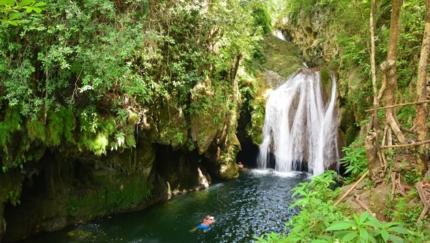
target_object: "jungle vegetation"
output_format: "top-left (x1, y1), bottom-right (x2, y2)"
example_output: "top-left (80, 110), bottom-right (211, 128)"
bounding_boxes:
top-left (1, 0), bottom-right (430, 242)
top-left (256, 0), bottom-right (430, 242)
top-left (0, 0), bottom-right (268, 172)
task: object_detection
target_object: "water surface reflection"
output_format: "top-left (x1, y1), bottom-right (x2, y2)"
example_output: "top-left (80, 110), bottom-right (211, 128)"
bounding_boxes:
top-left (19, 169), bottom-right (309, 243)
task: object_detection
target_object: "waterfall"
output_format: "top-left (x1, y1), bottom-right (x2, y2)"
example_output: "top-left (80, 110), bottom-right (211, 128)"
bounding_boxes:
top-left (257, 69), bottom-right (340, 176)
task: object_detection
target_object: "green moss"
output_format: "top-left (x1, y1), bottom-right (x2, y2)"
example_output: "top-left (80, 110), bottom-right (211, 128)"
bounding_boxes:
top-left (68, 173), bottom-right (151, 218)
top-left (125, 133), bottom-right (136, 147)
top-left (0, 107), bottom-right (23, 146)
top-left (248, 97), bottom-right (266, 145)
top-left (127, 111), bottom-right (139, 125)
top-left (0, 171), bottom-right (25, 206)
top-left (4, 106), bottom-right (22, 132)
top-left (47, 111), bottom-right (64, 146)
top-left (320, 68), bottom-right (330, 87)
top-left (0, 122), bottom-right (10, 146)
top-left (252, 4), bottom-right (272, 34)
top-left (78, 114), bottom-right (122, 155)
top-left (101, 116), bottom-right (117, 135)
top-left (256, 35), bottom-right (303, 79)
top-left (79, 131), bottom-right (108, 155)
top-left (59, 108), bottom-right (76, 143)
top-left (27, 120), bottom-right (46, 143)
top-left (96, 174), bottom-right (151, 212)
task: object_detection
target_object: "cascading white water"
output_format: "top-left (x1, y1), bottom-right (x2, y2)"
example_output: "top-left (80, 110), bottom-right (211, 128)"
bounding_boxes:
top-left (257, 69), bottom-right (340, 176)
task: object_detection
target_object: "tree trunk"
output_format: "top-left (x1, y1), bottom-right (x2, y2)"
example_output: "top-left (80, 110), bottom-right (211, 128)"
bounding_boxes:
top-left (365, 132), bottom-right (381, 180)
top-left (415, 0), bottom-right (430, 175)
top-left (368, 0), bottom-right (385, 174)
top-left (381, 0), bottom-right (406, 145)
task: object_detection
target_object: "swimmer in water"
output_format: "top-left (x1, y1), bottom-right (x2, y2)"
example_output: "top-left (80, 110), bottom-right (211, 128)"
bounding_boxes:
top-left (190, 215), bottom-right (216, 232)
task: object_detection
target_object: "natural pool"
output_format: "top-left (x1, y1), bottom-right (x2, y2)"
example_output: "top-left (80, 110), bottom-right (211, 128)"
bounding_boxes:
top-left (18, 169), bottom-right (310, 243)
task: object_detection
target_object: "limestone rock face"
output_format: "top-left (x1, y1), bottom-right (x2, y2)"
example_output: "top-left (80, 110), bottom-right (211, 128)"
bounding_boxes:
top-left (277, 8), bottom-right (339, 67)
top-left (190, 82), bottom-right (220, 155)
top-left (187, 78), bottom-right (241, 179)
top-left (1, 140), bottom-right (159, 243)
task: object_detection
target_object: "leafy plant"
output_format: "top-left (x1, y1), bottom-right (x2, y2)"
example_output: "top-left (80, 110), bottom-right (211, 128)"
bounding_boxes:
top-left (256, 171), bottom-right (345, 243)
top-left (0, 0), bottom-right (46, 26)
top-left (340, 139), bottom-right (368, 183)
top-left (324, 211), bottom-right (409, 243)
top-left (392, 189), bottom-right (422, 224)
top-left (404, 169), bottom-right (421, 184)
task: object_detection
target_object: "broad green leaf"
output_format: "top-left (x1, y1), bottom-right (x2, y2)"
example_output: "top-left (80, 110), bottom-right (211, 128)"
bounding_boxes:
top-left (342, 231), bottom-right (358, 242)
top-left (362, 222), bottom-right (379, 228)
top-left (33, 2), bottom-right (46, 7)
top-left (18, 0), bottom-right (35, 7)
top-left (311, 240), bottom-right (329, 243)
top-left (326, 221), bottom-right (357, 231)
top-left (353, 214), bottom-right (360, 223)
top-left (384, 222), bottom-right (401, 228)
top-left (387, 226), bottom-right (409, 234)
top-left (368, 234), bottom-right (377, 243)
top-left (367, 216), bottom-right (382, 228)
top-left (0, 0), bottom-right (15, 6)
top-left (359, 211), bottom-right (369, 224)
top-left (33, 7), bottom-right (42, 13)
top-left (380, 230), bottom-right (389, 242)
top-left (388, 234), bottom-right (405, 243)
top-left (333, 230), bottom-right (353, 240)
top-left (6, 20), bottom-right (18, 25)
top-left (359, 228), bottom-right (368, 242)
top-left (8, 13), bottom-right (21, 20)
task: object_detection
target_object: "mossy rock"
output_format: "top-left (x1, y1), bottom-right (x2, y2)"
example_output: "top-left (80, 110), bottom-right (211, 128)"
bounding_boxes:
top-left (190, 83), bottom-right (225, 154)
top-left (156, 102), bottom-right (188, 148)
top-left (256, 35), bottom-right (304, 80)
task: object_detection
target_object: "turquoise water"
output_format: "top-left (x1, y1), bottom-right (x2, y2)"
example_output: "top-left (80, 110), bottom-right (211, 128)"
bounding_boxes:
top-left (18, 169), bottom-right (309, 243)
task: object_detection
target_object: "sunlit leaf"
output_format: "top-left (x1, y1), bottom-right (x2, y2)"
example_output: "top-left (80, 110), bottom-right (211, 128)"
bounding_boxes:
top-left (387, 226), bottom-right (409, 234)
top-left (18, 0), bottom-right (35, 7)
top-left (388, 234), bottom-right (405, 243)
top-left (326, 221), bottom-right (356, 231)
top-left (1, 0), bottom-right (15, 6)
top-left (342, 231), bottom-right (358, 242)
top-left (33, 2), bottom-right (46, 7)
top-left (359, 228), bottom-right (368, 242)
top-left (8, 13), bottom-right (21, 20)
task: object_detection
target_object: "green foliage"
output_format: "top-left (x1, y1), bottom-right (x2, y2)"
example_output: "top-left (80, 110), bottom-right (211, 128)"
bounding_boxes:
top-left (392, 189), bottom-right (423, 224)
top-left (404, 169), bottom-right (421, 184)
top-left (396, 106), bottom-right (415, 128)
top-left (47, 107), bottom-right (76, 146)
top-left (6, 189), bottom-right (21, 206)
top-left (251, 3), bottom-right (272, 34)
top-left (26, 119), bottom-right (46, 142)
top-left (256, 171), bottom-right (345, 243)
top-left (0, 106), bottom-right (22, 146)
top-left (396, 0), bottom-right (425, 89)
top-left (256, 171), bottom-right (417, 243)
top-left (254, 232), bottom-right (288, 243)
top-left (340, 139), bottom-right (368, 184)
top-left (0, 0), bottom-right (266, 162)
top-left (325, 211), bottom-right (409, 243)
top-left (0, 0), bottom-right (46, 26)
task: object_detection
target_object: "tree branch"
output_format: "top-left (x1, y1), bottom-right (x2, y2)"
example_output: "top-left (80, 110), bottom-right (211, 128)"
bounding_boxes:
top-left (365, 100), bottom-right (430, 112)
top-left (381, 139), bottom-right (430, 148)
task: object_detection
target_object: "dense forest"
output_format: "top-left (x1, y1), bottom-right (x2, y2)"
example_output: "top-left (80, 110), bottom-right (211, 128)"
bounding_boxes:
top-left (0, 0), bottom-right (429, 242)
